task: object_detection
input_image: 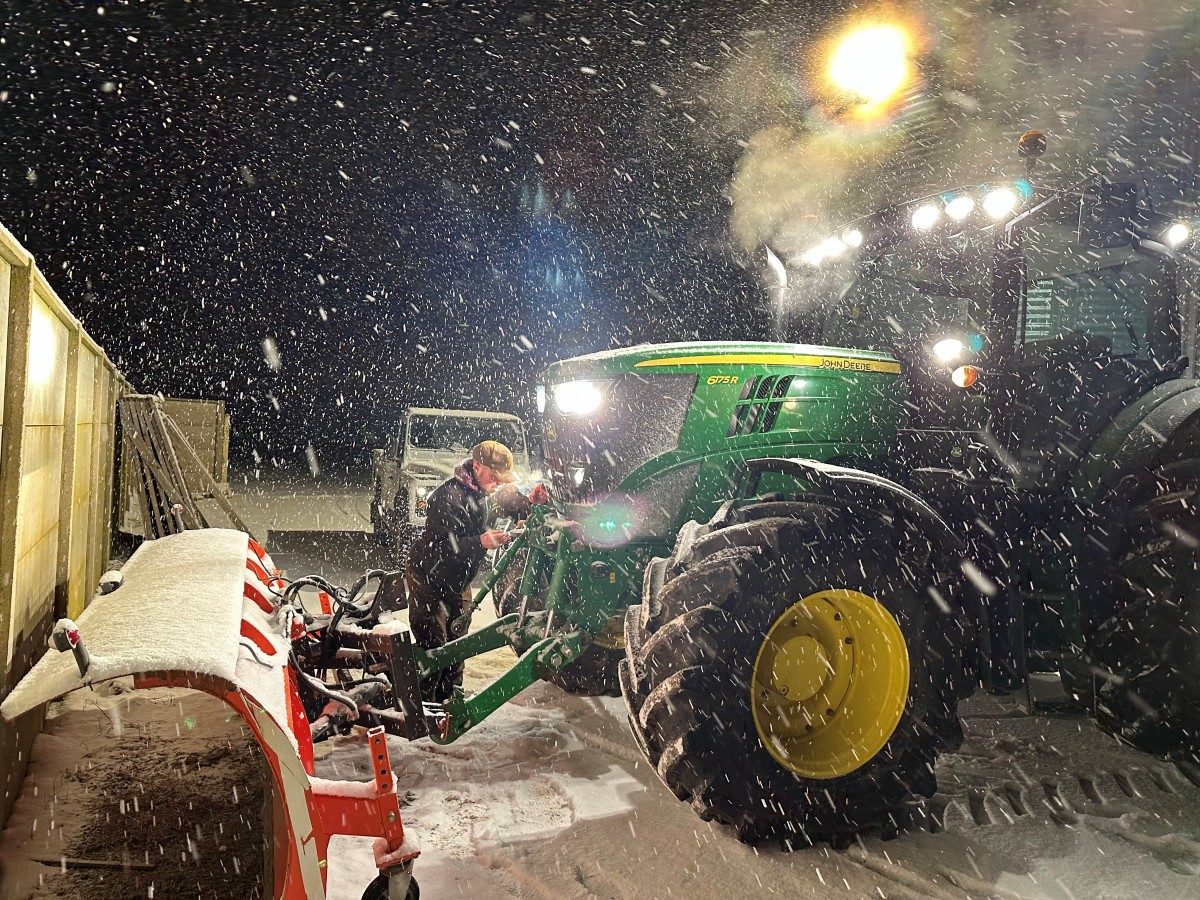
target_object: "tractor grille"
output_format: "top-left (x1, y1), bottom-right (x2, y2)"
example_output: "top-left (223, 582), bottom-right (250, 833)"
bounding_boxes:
top-left (727, 375), bottom-right (795, 437)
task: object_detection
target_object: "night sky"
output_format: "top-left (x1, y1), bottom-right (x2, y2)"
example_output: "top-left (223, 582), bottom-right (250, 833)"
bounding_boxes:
top-left (0, 1), bottom-right (805, 467)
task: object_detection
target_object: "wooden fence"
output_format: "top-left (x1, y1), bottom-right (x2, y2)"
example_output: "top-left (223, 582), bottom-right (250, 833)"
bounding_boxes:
top-left (0, 222), bottom-right (124, 826)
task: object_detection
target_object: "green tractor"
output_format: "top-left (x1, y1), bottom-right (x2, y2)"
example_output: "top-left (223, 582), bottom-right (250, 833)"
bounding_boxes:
top-left (314, 138), bottom-right (1200, 846)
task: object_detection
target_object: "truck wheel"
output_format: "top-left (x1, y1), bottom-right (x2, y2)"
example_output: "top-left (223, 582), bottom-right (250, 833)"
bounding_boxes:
top-left (494, 549), bottom-right (623, 697)
top-left (621, 500), bottom-right (969, 844)
top-left (372, 485), bottom-right (394, 547)
top-left (1083, 444), bottom-right (1200, 760)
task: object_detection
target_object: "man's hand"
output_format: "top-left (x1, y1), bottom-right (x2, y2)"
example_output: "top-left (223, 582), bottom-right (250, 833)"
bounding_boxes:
top-left (528, 483), bottom-right (550, 506)
top-left (480, 529), bottom-right (512, 550)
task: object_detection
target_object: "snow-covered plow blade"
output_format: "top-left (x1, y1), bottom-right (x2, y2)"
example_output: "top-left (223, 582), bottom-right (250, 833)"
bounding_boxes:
top-left (0, 529), bottom-right (418, 900)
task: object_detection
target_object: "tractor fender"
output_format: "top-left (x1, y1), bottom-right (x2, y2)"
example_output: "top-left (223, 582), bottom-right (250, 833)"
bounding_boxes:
top-left (742, 457), bottom-right (989, 691)
top-left (743, 457), bottom-right (964, 555)
top-left (1072, 378), bottom-right (1200, 502)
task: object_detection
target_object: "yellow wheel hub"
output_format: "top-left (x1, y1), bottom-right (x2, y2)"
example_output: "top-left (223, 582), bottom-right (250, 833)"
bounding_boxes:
top-left (750, 589), bottom-right (909, 779)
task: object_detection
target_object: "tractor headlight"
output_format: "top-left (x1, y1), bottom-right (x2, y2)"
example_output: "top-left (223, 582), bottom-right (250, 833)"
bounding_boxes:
top-left (553, 380), bottom-right (603, 416)
top-left (415, 485), bottom-right (430, 499)
top-left (932, 338), bottom-right (964, 363)
top-left (1166, 222), bottom-right (1191, 248)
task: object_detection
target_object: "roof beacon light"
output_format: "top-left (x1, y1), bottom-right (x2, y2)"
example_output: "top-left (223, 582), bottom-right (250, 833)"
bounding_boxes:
top-left (982, 187), bottom-right (1018, 220)
top-left (1166, 222), bottom-right (1191, 248)
top-left (945, 195), bottom-right (975, 221)
top-left (933, 338), bottom-right (964, 363)
top-left (842, 227), bottom-right (864, 248)
top-left (911, 203), bottom-right (940, 231)
top-left (553, 380), bottom-right (603, 416)
top-left (951, 365), bottom-right (980, 389)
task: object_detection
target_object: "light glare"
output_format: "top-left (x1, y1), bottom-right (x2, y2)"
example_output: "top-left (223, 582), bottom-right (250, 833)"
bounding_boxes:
top-left (932, 338), bottom-right (964, 363)
top-left (911, 203), bottom-right (940, 231)
top-left (827, 23), bottom-right (911, 107)
top-left (553, 380), bottom-right (603, 416)
top-left (945, 195), bottom-right (975, 221)
top-left (982, 188), bottom-right (1018, 220)
top-left (842, 228), bottom-right (863, 248)
top-left (1166, 222), bottom-right (1191, 248)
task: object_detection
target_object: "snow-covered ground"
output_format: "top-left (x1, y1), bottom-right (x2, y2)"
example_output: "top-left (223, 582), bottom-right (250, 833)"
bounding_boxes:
top-left (314, 671), bottom-right (1200, 899)
top-left (5, 475), bottom-right (1200, 899)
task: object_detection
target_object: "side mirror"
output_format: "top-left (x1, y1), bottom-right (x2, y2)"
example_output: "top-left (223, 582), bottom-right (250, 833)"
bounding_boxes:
top-left (1078, 180), bottom-right (1138, 249)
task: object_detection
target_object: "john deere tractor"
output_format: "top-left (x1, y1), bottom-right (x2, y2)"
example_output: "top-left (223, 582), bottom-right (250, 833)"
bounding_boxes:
top-left (303, 137), bottom-right (1200, 846)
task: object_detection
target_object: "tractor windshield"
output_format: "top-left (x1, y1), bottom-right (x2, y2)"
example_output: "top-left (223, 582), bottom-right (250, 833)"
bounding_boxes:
top-left (822, 236), bottom-right (992, 356)
top-left (1020, 219), bottom-right (1174, 361)
top-left (541, 373), bottom-right (696, 503)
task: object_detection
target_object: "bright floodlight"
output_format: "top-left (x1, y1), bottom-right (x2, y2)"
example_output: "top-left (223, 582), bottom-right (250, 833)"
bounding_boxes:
top-left (827, 23), bottom-right (911, 107)
top-left (1166, 222), bottom-right (1191, 248)
top-left (842, 227), bottom-right (864, 248)
top-left (819, 236), bottom-right (848, 258)
top-left (932, 338), bottom-right (963, 363)
top-left (801, 245), bottom-right (825, 267)
top-left (553, 380), bottom-right (602, 416)
top-left (945, 195), bottom-right (975, 221)
top-left (911, 203), bottom-right (940, 231)
top-left (982, 187), bottom-right (1018, 220)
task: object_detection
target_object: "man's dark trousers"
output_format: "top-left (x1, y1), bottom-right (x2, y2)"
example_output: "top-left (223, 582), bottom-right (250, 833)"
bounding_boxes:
top-left (408, 575), bottom-right (470, 703)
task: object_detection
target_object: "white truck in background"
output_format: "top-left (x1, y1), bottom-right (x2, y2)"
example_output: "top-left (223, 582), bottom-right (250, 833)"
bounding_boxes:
top-left (370, 407), bottom-right (530, 566)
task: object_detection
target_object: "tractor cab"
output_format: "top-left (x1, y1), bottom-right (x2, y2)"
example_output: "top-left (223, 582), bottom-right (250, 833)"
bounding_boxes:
top-left (796, 173), bottom-right (1195, 495)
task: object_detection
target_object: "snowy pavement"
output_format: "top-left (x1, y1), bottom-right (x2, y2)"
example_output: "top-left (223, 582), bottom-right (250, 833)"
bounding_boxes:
top-left (314, 670), bottom-right (1200, 899)
top-left (260, 476), bottom-right (1200, 899)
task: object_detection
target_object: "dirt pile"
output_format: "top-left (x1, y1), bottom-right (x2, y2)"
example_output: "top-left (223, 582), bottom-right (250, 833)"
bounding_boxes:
top-left (1, 688), bottom-right (266, 900)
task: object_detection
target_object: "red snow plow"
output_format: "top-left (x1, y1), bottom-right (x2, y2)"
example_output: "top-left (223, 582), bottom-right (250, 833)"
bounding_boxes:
top-left (0, 529), bottom-right (419, 900)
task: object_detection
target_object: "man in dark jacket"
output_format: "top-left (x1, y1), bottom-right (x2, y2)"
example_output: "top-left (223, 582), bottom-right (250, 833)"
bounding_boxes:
top-left (406, 439), bottom-right (548, 702)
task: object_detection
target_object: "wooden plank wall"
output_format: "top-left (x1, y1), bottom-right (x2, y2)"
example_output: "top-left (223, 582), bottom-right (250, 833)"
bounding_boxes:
top-left (0, 222), bottom-right (124, 827)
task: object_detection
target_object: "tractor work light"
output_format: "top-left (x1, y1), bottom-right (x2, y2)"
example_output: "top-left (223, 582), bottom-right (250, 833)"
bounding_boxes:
top-left (535, 384), bottom-right (547, 414)
top-left (982, 187), bottom-right (1018, 220)
top-left (951, 365), bottom-right (979, 388)
top-left (842, 227), bottom-right (864, 248)
top-left (945, 195), bottom-right (975, 222)
top-left (932, 338), bottom-right (964, 363)
top-left (819, 236), bottom-right (848, 258)
top-left (911, 203), bottom-right (940, 231)
top-left (553, 380), bottom-right (603, 416)
top-left (1166, 222), bottom-right (1191, 248)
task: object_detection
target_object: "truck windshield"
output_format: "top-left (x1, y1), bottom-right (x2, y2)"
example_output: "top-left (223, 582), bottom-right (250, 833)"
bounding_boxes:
top-left (407, 416), bottom-right (525, 454)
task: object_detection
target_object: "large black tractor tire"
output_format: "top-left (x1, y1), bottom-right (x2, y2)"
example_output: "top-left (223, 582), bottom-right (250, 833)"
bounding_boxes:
top-left (1080, 429), bottom-right (1200, 761)
top-left (621, 500), bottom-right (971, 844)
top-left (493, 549), bottom-right (624, 697)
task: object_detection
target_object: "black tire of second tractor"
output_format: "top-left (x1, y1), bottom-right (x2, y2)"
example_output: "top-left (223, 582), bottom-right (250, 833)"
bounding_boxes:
top-left (361, 873), bottom-right (419, 900)
top-left (1080, 426), bottom-right (1200, 761)
top-left (621, 499), bottom-right (972, 844)
top-left (492, 548), bottom-right (624, 697)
